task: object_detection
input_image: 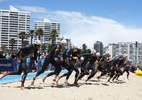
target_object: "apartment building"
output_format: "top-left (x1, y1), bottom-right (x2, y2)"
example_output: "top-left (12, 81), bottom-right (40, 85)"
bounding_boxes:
top-left (0, 6), bottom-right (30, 50)
top-left (34, 18), bottom-right (60, 45)
top-left (105, 41), bottom-right (142, 66)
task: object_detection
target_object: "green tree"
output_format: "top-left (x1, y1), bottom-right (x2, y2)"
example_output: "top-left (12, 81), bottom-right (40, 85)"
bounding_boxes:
top-left (35, 28), bottom-right (44, 40)
top-left (28, 30), bottom-right (34, 44)
top-left (41, 44), bottom-right (46, 53)
top-left (47, 44), bottom-right (52, 53)
top-left (9, 38), bottom-right (16, 52)
top-left (23, 40), bottom-right (29, 46)
top-left (19, 31), bottom-right (27, 47)
top-left (1, 44), bottom-right (7, 51)
top-left (49, 29), bottom-right (59, 45)
top-left (86, 49), bottom-right (91, 53)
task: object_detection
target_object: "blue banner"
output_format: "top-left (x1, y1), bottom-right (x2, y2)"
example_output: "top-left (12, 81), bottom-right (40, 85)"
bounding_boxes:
top-left (0, 59), bottom-right (14, 73)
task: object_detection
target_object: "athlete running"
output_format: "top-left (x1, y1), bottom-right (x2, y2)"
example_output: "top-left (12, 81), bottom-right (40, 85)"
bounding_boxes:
top-left (77, 49), bottom-right (96, 82)
top-left (0, 40), bottom-right (41, 90)
top-left (31, 40), bottom-right (67, 86)
top-left (55, 44), bottom-right (80, 85)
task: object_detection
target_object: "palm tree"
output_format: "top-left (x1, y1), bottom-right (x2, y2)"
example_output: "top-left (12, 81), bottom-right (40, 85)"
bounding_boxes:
top-left (35, 28), bottom-right (44, 40)
top-left (49, 29), bottom-right (59, 45)
top-left (86, 49), bottom-right (91, 53)
top-left (19, 31), bottom-right (27, 47)
top-left (23, 40), bottom-right (29, 46)
top-left (1, 44), bottom-right (7, 51)
top-left (9, 38), bottom-right (16, 52)
top-left (47, 44), bottom-right (52, 53)
top-left (41, 44), bottom-right (46, 53)
top-left (28, 30), bottom-right (34, 44)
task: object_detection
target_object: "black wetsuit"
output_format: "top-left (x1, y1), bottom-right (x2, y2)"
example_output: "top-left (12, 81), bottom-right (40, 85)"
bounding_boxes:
top-left (10, 44), bottom-right (38, 84)
top-left (78, 54), bottom-right (97, 81)
top-left (99, 56), bottom-right (111, 77)
top-left (80, 54), bottom-right (91, 74)
top-left (110, 56), bottom-right (124, 79)
top-left (64, 48), bottom-right (79, 81)
top-left (57, 48), bottom-right (71, 78)
top-left (79, 54), bottom-right (91, 77)
top-left (123, 60), bottom-right (131, 79)
top-left (35, 44), bottom-right (61, 77)
top-left (86, 56), bottom-right (101, 81)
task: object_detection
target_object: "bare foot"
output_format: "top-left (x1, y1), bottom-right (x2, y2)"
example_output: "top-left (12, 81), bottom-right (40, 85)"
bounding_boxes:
top-left (31, 78), bottom-right (35, 85)
top-left (64, 81), bottom-right (70, 85)
top-left (0, 75), bottom-right (4, 80)
top-left (58, 75), bottom-right (62, 80)
top-left (51, 80), bottom-right (57, 86)
top-left (20, 84), bottom-right (25, 90)
top-left (20, 86), bottom-right (25, 90)
top-left (85, 79), bottom-right (88, 83)
top-left (0, 72), bottom-right (8, 79)
top-left (74, 81), bottom-right (79, 85)
top-left (97, 76), bottom-right (100, 81)
top-left (56, 81), bottom-right (58, 85)
top-left (42, 76), bottom-right (47, 83)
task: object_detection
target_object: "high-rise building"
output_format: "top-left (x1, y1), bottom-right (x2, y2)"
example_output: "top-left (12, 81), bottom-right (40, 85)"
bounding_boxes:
top-left (34, 18), bottom-right (60, 45)
top-left (104, 43), bottom-right (117, 57)
top-left (94, 41), bottom-right (103, 55)
top-left (105, 41), bottom-right (142, 66)
top-left (0, 6), bottom-right (31, 50)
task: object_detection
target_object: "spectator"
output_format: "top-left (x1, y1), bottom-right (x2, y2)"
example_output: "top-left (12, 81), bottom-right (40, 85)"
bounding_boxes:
top-left (30, 53), bottom-right (36, 72)
top-left (5, 52), bottom-right (10, 60)
top-left (0, 50), bottom-right (5, 59)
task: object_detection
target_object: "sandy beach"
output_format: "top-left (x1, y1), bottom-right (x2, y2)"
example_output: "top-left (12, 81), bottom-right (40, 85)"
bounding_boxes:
top-left (0, 71), bottom-right (142, 100)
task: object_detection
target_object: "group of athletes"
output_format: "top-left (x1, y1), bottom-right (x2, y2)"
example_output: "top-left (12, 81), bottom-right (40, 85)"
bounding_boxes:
top-left (0, 39), bottom-right (131, 90)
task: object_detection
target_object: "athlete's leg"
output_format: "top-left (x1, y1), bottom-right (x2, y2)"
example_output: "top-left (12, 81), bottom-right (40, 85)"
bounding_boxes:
top-left (64, 68), bottom-right (73, 84)
top-left (86, 70), bottom-right (97, 82)
top-left (56, 62), bottom-right (70, 83)
top-left (77, 63), bottom-right (89, 81)
top-left (108, 66), bottom-right (115, 82)
top-left (73, 65), bottom-right (79, 84)
top-left (31, 55), bottom-right (50, 85)
top-left (20, 59), bottom-right (28, 90)
top-left (43, 59), bottom-right (61, 84)
top-left (0, 59), bottom-right (23, 80)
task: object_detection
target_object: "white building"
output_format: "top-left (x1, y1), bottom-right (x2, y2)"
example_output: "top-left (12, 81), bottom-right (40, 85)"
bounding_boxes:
top-left (0, 6), bottom-right (31, 50)
top-left (34, 18), bottom-right (60, 45)
top-left (105, 41), bottom-right (142, 66)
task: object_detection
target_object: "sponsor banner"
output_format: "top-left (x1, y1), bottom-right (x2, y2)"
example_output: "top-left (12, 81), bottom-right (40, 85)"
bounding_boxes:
top-left (0, 60), bottom-right (14, 72)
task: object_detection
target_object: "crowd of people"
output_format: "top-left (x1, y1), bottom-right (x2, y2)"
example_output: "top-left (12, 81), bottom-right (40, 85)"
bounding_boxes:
top-left (0, 39), bottom-right (135, 90)
top-left (0, 48), bottom-right (53, 73)
top-left (0, 50), bottom-right (16, 60)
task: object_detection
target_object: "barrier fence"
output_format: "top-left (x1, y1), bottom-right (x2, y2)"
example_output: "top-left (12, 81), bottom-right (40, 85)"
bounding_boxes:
top-left (0, 59), bottom-right (53, 73)
top-left (0, 59), bottom-right (16, 73)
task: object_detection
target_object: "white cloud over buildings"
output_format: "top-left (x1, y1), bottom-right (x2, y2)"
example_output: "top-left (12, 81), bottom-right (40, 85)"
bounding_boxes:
top-left (17, 6), bottom-right (142, 49)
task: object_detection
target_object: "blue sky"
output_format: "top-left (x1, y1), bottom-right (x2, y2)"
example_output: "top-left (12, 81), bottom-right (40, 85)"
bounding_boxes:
top-left (0, 0), bottom-right (142, 48)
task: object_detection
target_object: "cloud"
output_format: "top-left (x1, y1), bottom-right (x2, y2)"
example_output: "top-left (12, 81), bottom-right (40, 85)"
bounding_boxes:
top-left (0, 0), bottom-right (7, 2)
top-left (17, 6), bottom-right (48, 13)
top-left (17, 6), bottom-right (142, 49)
